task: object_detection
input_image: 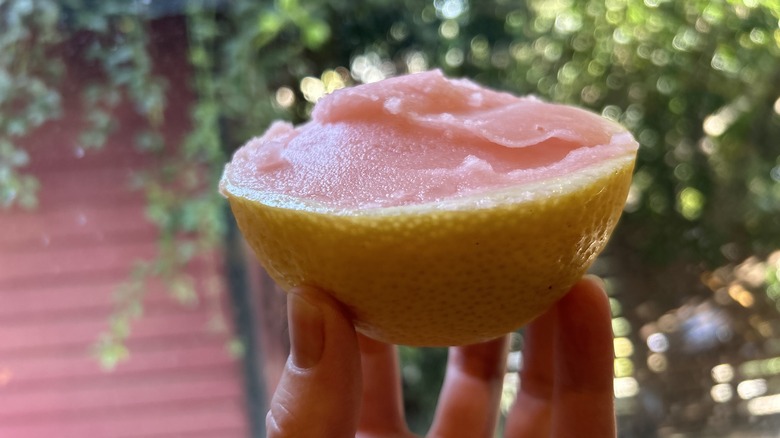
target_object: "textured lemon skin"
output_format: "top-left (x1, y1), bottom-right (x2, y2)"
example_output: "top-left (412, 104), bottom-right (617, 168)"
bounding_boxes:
top-left (226, 158), bottom-right (634, 346)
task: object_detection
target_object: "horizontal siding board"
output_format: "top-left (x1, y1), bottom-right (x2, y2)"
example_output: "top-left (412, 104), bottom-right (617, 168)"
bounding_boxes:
top-left (0, 266), bottom-right (142, 292)
top-left (26, 144), bottom-right (157, 174)
top-left (0, 283), bottom-right (173, 320)
top-left (136, 429), bottom-right (249, 438)
top-left (1, 375), bottom-right (243, 418)
top-left (0, 270), bottom-right (223, 320)
top-left (7, 190), bottom-right (147, 212)
top-left (0, 399), bottom-right (247, 438)
top-left (0, 333), bottom-right (233, 372)
top-left (0, 310), bottom-right (218, 352)
top-left (0, 257), bottom-right (215, 292)
top-left (0, 206), bottom-right (157, 249)
top-left (2, 342), bottom-right (234, 389)
top-left (0, 241), bottom-right (158, 284)
top-left (3, 169), bottom-right (146, 209)
top-left (0, 300), bottom-right (207, 327)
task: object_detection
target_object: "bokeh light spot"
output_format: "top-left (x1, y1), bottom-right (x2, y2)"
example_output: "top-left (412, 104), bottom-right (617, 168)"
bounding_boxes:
top-left (710, 383), bottom-right (733, 403)
top-left (300, 76), bottom-right (325, 103)
top-left (747, 394), bottom-right (780, 416)
top-left (433, 0), bottom-right (467, 19)
top-left (728, 284), bottom-right (755, 307)
top-left (614, 377), bottom-right (639, 398)
top-left (647, 333), bottom-right (669, 353)
top-left (444, 47), bottom-right (464, 67)
top-left (677, 187), bottom-right (704, 220)
top-left (439, 20), bottom-right (459, 39)
top-left (614, 337), bottom-right (634, 358)
top-left (647, 353), bottom-right (668, 373)
top-left (554, 12), bottom-right (583, 34)
top-left (500, 372), bottom-right (519, 415)
top-left (712, 364), bottom-right (734, 383)
top-left (737, 379), bottom-right (767, 400)
top-left (274, 87), bottom-right (295, 108)
top-left (405, 52), bottom-right (428, 73)
top-left (612, 317), bottom-right (631, 337)
top-left (614, 358), bottom-right (634, 377)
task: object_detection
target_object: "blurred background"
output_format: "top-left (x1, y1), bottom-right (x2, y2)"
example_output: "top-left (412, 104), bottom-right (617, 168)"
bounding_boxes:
top-left (1, 0), bottom-right (780, 436)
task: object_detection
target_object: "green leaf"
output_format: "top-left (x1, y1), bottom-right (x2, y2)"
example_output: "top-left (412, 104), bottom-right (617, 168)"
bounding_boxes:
top-left (87, 109), bottom-right (112, 130)
top-left (0, 69), bottom-right (12, 104)
top-left (82, 84), bottom-right (104, 105)
top-left (9, 148), bottom-right (29, 167)
top-left (302, 19), bottom-right (331, 49)
top-left (135, 130), bottom-right (164, 152)
top-left (170, 275), bottom-right (198, 306)
top-left (0, 139), bottom-right (13, 156)
top-left (110, 317), bottom-right (131, 339)
top-left (277, 0), bottom-right (300, 14)
top-left (191, 18), bottom-right (219, 40)
top-left (95, 341), bottom-right (130, 371)
top-left (10, 0), bottom-right (34, 17)
top-left (189, 46), bottom-right (210, 68)
top-left (257, 12), bottom-right (286, 47)
top-left (79, 131), bottom-right (107, 149)
top-left (227, 339), bottom-right (246, 358)
top-left (6, 118), bottom-right (27, 137)
top-left (145, 202), bottom-right (172, 228)
top-left (105, 45), bottom-right (134, 69)
top-left (180, 200), bottom-right (203, 232)
top-left (82, 13), bottom-right (109, 33)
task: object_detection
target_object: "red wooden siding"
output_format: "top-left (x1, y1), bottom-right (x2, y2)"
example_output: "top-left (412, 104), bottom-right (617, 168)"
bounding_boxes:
top-left (0, 19), bottom-right (250, 438)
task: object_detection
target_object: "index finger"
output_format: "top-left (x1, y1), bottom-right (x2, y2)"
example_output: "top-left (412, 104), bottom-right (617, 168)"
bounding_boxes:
top-left (429, 335), bottom-right (510, 438)
top-left (552, 277), bottom-right (616, 438)
top-left (504, 302), bottom-right (556, 437)
top-left (356, 334), bottom-right (410, 436)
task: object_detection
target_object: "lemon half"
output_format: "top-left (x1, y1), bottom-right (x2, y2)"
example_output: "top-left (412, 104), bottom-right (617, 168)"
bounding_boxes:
top-left (224, 155), bottom-right (634, 346)
top-left (222, 71), bottom-right (637, 346)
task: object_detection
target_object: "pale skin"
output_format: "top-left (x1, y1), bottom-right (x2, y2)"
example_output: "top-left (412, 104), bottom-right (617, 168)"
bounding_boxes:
top-left (266, 277), bottom-right (616, 438)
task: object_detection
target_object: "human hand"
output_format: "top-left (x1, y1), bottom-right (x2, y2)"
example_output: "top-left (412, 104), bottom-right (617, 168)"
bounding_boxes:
top-left (265, 277), bottom-right (615, 437)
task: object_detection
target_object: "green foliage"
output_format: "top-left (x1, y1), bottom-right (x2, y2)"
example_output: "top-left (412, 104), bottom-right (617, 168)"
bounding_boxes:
top-left (0, 0), bottom-right (226, 366)
top-left (174, 0), bottom-right (780, 272)
top-left (0, 0), bottom-right (62, 208)
top-left (399, 346), bottom-right (448, 432)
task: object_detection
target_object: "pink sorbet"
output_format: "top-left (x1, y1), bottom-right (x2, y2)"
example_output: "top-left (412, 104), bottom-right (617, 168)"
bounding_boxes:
top-left (222, 70), bottom-right (638, 211)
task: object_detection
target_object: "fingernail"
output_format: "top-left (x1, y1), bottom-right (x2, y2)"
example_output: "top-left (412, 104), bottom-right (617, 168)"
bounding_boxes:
top-left (288, 293), bottom-right (324, 369)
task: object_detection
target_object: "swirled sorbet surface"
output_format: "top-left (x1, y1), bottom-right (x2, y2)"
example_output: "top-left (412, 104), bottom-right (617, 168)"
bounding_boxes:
top-left (222, 70), bottom-right (637, 211)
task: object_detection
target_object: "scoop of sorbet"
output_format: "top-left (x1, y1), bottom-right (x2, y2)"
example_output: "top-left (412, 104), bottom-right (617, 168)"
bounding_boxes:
top-left (222, 70), bottom-right (637, 212)
top-left (220, 70), bottom-right (638, 346)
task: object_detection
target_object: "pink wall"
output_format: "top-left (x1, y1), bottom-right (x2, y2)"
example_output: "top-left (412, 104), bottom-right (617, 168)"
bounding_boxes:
top-left (0, 18), bottom-right (250, 438)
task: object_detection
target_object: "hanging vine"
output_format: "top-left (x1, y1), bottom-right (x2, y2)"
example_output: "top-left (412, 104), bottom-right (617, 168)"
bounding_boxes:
top-left (0, 0), bottom-right (334, 367)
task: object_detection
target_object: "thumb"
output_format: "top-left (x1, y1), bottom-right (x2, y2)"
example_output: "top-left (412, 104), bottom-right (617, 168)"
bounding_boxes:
top-left (266, 287), bottom-right (362, 438)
